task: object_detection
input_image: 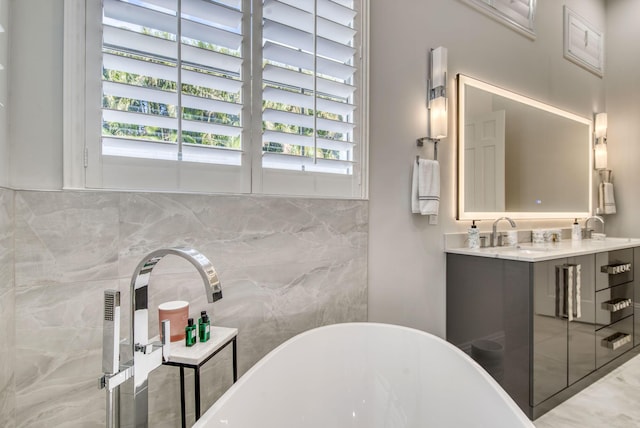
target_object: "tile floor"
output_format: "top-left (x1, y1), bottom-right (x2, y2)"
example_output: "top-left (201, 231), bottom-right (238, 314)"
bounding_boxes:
top-left (534, 355), bottom-right (640, 428)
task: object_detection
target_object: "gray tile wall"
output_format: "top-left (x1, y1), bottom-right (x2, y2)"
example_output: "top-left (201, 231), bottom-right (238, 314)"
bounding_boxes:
top-left (4, 190), bottom-right (368, 427)
top-left (0, 188), bottom-right (15, 428)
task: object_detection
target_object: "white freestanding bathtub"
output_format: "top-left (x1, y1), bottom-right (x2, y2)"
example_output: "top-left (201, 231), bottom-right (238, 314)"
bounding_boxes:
top-left (194, 323), bottom-right (534, 428)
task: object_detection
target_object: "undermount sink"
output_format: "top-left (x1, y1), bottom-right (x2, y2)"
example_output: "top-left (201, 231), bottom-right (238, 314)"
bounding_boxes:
top-left (490, 244), bottom-right (551, 254)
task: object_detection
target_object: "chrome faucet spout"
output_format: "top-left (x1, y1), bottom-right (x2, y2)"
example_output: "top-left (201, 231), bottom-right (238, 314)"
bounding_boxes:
top-left (491, 217), bottom-right (517, 247)
top-left (131, 247), bottom-right (222, 304)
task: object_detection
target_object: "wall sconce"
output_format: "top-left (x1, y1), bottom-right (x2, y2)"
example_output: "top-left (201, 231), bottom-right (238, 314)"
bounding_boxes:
top-left (429, 47), bottom-right (448, 139)
top-left (417, 47), bottom-right (448, 149)
top-left (593, 112), bottom-right (607, 170)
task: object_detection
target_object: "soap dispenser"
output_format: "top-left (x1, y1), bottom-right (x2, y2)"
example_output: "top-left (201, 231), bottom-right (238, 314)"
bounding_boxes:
top-left (571, 218), bottom-right (582, 241)
top-left (468, 220), bottom-right (480, 249)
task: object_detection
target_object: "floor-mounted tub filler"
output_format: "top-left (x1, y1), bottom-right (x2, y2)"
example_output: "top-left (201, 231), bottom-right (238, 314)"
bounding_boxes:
top-left (194, 322), bottom-right (534, 428)
top-left (100, 247), bottom-right (223, 427)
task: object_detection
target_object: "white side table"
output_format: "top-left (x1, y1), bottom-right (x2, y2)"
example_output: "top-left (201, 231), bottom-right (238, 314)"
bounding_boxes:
top-left (162, 326), bottom-right (238, 428)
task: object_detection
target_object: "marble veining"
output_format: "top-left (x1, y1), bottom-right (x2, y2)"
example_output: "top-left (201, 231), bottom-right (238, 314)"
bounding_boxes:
top-left (8, 189), bottom-right (367, 427)
top-left (0, 188), bottom-right (15, 428)
top-left (14, 191), bottom-right (120, 286)
top-left (534, 354), bottom-right (640, 428)
top-left (14, 279), bottom-right (114, 427)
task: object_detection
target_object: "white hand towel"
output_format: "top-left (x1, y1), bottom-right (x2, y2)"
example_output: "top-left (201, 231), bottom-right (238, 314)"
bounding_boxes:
top-left (411, 159), bottom-right (440, 222)
top-left (599, 182), bottom-right (617, 214)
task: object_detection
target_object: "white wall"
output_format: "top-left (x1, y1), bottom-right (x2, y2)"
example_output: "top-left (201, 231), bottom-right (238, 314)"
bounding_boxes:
top-left (603, 0), bottom-right (640, 238)
top-left (8, 0), bottom-right (63, 190)
top-left (368, 0), bottom-right (607, 336)
top-left (0, 0), bottom-right (8, 186)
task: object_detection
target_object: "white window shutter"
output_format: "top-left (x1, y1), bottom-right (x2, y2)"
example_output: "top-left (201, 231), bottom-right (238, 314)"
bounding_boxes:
top-left (86, 0), bottom-right (365, 197)
top-left (461, 0), bottom-right (536, 39)
top-left (491, 0), bottom-right (534, 31)
top-left (101, 0), bottom-right (245, 168)
top-left (259, 0), bottom-right (363, 197)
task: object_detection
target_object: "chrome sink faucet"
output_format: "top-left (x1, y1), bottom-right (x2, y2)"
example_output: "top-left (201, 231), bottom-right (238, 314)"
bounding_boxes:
top-left (491, 217), bottom-right (517, 247)
top-left (584, 215), bottom-right (605, 238)
top-left (100, 247), bottom-right (222, 428)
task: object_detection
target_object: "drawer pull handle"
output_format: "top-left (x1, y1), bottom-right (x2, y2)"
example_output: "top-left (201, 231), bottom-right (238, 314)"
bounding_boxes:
top-left (602, 298), bottom-right (633, 312)
top-left (601, 332), bottom-right (631, 350)
top-left (601, 263), bottom-right (632, 275)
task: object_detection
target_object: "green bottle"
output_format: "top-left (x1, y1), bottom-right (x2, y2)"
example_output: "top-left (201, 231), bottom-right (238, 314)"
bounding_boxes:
top-left (185, 318), bottom-right (197, 347)
top-left (199, 311), bottom-right (211, 343)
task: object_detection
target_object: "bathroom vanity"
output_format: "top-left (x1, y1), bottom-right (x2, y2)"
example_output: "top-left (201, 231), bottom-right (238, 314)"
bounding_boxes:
top-left (446, 238), bottom-right (640, 419)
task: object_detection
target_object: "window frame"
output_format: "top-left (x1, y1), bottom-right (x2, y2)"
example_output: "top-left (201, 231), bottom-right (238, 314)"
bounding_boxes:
top-left (63, 0), bottom-right (369, 199)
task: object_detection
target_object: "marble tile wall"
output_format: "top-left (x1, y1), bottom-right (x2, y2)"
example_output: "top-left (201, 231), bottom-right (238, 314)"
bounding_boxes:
top-left (9, 190), bottom-right (368, 427)
top-left (0, 188), bottom-right (15, 428)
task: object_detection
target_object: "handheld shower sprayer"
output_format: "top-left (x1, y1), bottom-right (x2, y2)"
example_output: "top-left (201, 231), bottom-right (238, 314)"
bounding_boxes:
top-left (101, 290), bottom-right (124, 428)
top-left (102, 290), bottom-right (121, 375)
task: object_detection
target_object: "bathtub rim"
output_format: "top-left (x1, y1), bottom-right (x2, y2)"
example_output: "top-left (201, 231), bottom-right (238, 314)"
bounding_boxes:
top-left (197, 321), bottom-right (534, 427)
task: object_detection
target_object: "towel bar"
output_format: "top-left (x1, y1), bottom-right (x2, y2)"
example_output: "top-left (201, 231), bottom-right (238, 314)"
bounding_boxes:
top-left (416, 138), bottom-right (438, 161)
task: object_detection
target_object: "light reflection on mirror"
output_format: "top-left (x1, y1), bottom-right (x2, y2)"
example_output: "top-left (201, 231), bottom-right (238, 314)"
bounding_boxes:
top-left (457, 74), bottom-right (592, 220)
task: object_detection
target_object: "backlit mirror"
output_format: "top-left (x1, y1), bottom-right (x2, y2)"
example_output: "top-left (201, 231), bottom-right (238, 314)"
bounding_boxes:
top-left (457, 74), bottom-right (592, 220)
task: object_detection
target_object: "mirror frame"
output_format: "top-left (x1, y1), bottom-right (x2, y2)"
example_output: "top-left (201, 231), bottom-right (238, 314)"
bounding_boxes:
top-left (457, 74), bottom-right (593, 220)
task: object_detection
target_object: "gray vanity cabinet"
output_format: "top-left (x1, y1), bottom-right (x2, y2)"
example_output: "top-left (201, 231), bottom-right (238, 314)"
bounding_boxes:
top-left (448, 244), bottom-right (640, 419)
top-left (446, 255), bottom-right (531, 411)
top-left (446, 253), bottom-right (597, 419)
top-left (532, 254), bottom-right (596, 406)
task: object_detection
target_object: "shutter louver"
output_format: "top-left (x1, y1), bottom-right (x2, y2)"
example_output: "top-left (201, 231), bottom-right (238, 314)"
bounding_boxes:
top-left (261, 0), bottom-right (359, 175)
top-left (102, 0), bottom-right (245, 165)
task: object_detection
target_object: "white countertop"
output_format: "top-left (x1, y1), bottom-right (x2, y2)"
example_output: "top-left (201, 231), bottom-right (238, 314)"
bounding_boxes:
top-left (446, 237), bottom-right (640, 262)
top-left (156, 326), bottom-right (238, 366)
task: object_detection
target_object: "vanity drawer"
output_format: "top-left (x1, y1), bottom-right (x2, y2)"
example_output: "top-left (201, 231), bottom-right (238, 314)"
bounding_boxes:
top-left (595, 282), bottom-right (634, 328)
top-left (596, 315), bottom-right (634, 368)
top-left (596, 249), bottom-right (633, 291)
